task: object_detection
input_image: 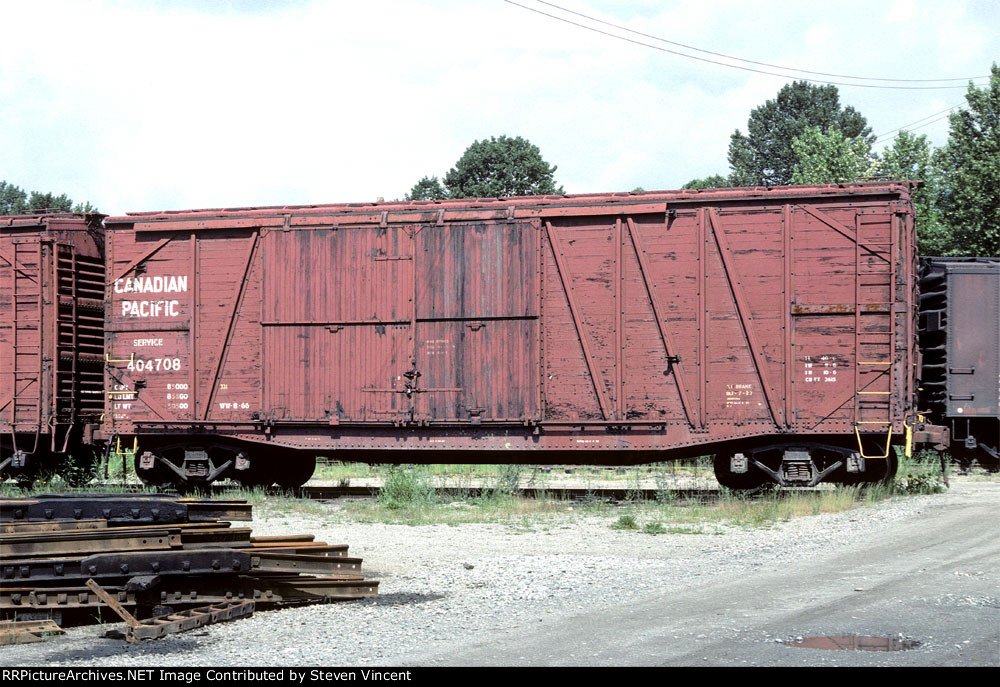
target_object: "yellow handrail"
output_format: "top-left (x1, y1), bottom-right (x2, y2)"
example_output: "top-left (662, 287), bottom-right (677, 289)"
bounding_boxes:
top-left (854, 424), bottom-right (893, 459)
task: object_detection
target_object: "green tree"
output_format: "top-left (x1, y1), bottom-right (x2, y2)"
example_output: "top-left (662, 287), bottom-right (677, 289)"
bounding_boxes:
top-left (0, 180), bottom-right (28, 214)
top-left (790, 126), bottom-right (875, 184)
top-left (878, 131), bottom-right (947, 255)
top-left (72, 200), bottom-right (99, 213)
top-left (27, 191), bottom-right (73, 212)
top-left (682, 174), bottom-right (729, 190)
top-left (405, 176), bottom-right (448, 201)
top-left (1, 180), bottom-right (97, 215)
top-left (443, 135), bottom-right (564, 198)
top-left (728, 81), bottom-right (873, 186)
top-left (935, 63), bottom-right (1000, 256)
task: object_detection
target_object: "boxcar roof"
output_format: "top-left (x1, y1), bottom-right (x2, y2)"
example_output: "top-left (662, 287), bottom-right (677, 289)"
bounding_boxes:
top-left (107, 182), bottom-right (918, 229)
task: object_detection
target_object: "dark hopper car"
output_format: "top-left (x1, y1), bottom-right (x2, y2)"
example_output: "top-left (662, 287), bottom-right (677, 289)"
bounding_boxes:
top-left (919, 257), bottom-right (1000, 471)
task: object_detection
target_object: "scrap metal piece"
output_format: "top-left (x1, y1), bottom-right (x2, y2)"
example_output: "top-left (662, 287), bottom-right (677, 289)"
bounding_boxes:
top-left (124, 599), bottom-right (255, 642)
top-left (2, 575), bottom-right (379, 613)
top-left (1, 585), bottom-right (134, 611)
top-left (0, 519), bottom-right (108, 535)
top-left (2, 549), bottom-right (255, 583)
top-left (251, 552), bottom-right (362, 575)
top-left (85, 578), bottom-right (140, 627)
top-left (0, 619), bottom-right (65, 645)
top-left (243, 543), bottom-right (349, 556)
top-left (124, 575), bottom-right (162, 592)
top-left (176, 527), bottom-right (253, 549)
top-left (0, 496), bottom-right (252, 524)
top-left (0, 528), bottom-right (182, 557)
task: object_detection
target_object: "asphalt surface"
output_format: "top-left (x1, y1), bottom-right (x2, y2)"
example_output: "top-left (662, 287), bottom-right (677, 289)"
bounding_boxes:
top-left (403, 481), bottom-right (1000, 667)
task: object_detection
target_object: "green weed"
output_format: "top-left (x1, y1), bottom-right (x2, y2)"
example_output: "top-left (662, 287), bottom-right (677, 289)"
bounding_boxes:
top-left (611, 514), bottom-right (639, 530)
top-left (893, 450), bottom-right (948, 494)
top-left (377, 465), bottom-right (436, 511)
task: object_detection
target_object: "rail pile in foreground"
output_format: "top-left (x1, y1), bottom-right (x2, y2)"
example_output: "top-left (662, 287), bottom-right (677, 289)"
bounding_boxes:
top-left (0, 493), bottom-right (378, 638)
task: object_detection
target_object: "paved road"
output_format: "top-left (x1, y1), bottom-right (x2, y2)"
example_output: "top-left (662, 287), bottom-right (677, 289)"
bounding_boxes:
top-left (417, 481), bottom-right (1000, 667)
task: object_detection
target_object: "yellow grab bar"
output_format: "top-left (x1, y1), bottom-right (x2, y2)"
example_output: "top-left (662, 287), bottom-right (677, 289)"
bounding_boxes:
top-left (854, 424), bottom-right (893, 459)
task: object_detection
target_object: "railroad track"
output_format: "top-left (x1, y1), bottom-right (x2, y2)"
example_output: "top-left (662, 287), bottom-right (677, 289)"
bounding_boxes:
top-left (42, 483), bottom-right (795, 502)
top-left (298, 484), bottom-right (722, 502)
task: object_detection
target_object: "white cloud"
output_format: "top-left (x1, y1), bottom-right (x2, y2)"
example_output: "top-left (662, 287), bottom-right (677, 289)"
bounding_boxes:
top-left (0, 0), bottom-right (997, 213)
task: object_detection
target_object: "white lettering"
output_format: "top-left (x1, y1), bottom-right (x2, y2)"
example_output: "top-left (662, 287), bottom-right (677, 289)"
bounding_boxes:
top-left (120, 299), bottom-right (183, 318)
top-left (115, 274), bottom-right (189, 294)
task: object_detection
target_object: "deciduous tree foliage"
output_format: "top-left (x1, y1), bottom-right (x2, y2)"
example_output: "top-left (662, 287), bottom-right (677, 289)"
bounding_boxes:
top-left (0, 179), bottom-right (96, 214)
top-left (681, 174), bottom-right (729, 190)
top-left (728, 81), bottom-right (873, 186)
top-left (27, 191), bottom-right (73, 212)
top-left (443, 135), bottom-right (564, 198)
top-left (405, 176), bottom-right (447, 201)
top-left (878, 131), bottom-right (947, 255)
top-left (935, 63), bottom-right (1000, 256)
top-left (0, 180), bottom-right (28, 214)
top-left (790, 126), bottom-right (874, 184)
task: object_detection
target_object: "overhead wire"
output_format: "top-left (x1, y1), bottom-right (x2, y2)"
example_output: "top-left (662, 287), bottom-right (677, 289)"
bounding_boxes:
top-left (875, 105), bottom-right (963, 141)
top-left (503, 0), bottom-right (987, 90)
top-left (532, 0), bottom-right (989, 84)
top-left (875, 114), bottom-right (958, 144)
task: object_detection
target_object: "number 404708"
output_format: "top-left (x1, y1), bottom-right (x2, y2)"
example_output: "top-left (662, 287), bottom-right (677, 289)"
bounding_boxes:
top-left (127, 357), bottom-right (181, 372)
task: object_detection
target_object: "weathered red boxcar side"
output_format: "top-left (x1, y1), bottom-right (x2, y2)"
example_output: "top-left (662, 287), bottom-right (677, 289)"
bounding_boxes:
top-left (1, 213), bottom-right (105, 480)
top-left (103, 184), bottom-right (920, 488)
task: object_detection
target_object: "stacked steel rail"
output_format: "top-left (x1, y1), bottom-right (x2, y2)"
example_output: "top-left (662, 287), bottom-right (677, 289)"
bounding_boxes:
top-left (0, 493), bottom-right (378, 629)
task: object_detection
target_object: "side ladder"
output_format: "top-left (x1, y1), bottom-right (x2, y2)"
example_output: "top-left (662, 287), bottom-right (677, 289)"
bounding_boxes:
top-left (853, 216), bottom-right (895, 458)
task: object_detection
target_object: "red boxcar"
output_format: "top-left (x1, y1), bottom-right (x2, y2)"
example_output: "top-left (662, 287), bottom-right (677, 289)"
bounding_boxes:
top-left (103, 183), bottom-right (921, 488)
top-left (1, 213), bottom-right (105, 480)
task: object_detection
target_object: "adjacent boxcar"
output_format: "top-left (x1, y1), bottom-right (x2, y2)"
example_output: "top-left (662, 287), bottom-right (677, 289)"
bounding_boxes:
top-left (103, 183), bottom-right (925, 488)
top-left (919, 257), bottom-right (1000, 470)
top-left (0, 213), bottom-right (106, 480)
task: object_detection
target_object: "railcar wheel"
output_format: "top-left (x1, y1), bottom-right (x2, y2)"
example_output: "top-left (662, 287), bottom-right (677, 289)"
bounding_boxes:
top-left (962, 446), bottom-right (1000, 472)
top-left (272, 451), bottom-right (316, 489)
top-left (948, 448), bottom-right (975, 471)
top-left (713, 453), bottom-right (768, 492)
top-left (14, 450), bottom-right (57, 488)
top-left (952, 444), bottom-right (1000, 472)
top-left (234, 459), bottom-right (275, 488)
top-left (133, 452), bottom-right (174, 487)
top-left (858, 453), bottom-right (898, 485)
top-left (979, 455), bottom-right (1000, 472)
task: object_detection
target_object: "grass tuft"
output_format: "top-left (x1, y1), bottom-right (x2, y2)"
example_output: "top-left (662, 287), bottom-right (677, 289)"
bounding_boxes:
top-left (378, 465), bottom-right (436, 511)
top-left (611, 514), bottom-right (639, 530)
top-left (893, 450), bottom-right (948, 494)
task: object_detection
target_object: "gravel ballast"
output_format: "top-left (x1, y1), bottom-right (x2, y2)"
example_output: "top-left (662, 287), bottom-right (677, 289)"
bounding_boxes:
top-left (2, 478), bottom-right (997, 667)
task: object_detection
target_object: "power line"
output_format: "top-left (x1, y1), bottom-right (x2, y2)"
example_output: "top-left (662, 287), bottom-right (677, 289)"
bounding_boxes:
top-left (876, 113), bottom-right (957, 143)
top-left (504, 0), bottom-right (987, 90)
top-left (875, 105), bottom-right (963, 141)
top-left (533, 0), bottom-right (989, 84)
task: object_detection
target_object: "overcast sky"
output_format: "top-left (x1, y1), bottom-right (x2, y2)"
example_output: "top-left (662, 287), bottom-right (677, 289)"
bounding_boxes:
top-left (1, 0), bottom-right (997, 214)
